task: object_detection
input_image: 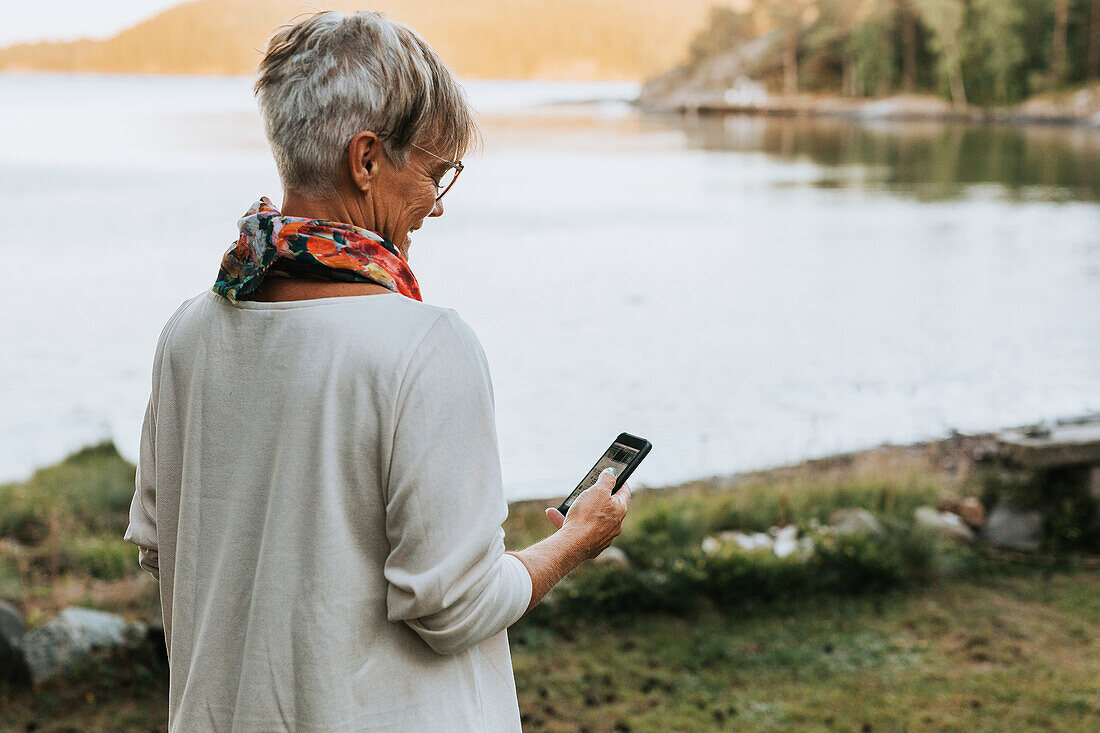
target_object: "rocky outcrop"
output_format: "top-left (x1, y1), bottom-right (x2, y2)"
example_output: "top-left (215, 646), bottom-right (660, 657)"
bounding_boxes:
top-left (0, 599), bottom-right (29, 684)
top-left (1006, 86), bottom-right (1100, 126)
top-left (637, 41), bottom-right (1100, 129)
top-left (4, 606), bottom-right (154, 686)
top-left (637, 36), bottom-right (774, 113)
top-left (828, 509), bottom-right (886, 538)
top-left (915, 507), bottom-right (976, 543)
top-left (701, 524), bottom-right (813, 558)
top-left (937, 494), bottom-right (986, 531)
top-left (981, 502), bottom-right (1044, 553)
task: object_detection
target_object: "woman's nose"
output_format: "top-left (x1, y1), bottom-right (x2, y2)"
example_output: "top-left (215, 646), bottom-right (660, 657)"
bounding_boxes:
top-left (429, 199), bottom-right (444, 217)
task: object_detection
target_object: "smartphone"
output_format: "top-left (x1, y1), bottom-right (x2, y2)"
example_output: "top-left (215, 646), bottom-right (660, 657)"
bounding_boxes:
top-left (557, 432), bottom-right (652, 517)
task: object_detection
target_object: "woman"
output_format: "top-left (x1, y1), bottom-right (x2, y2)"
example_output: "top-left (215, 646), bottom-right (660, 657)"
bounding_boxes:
top-left (123, 9), bottom-right (631, 732)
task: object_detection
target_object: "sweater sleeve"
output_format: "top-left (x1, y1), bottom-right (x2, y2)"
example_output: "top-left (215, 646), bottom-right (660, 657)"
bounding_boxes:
top-left (124, 392), bottom-right (160, 580)
top-left (122, 296), bottom-right (195, 581)
top-left (383, 310), bottom-right (533, 655)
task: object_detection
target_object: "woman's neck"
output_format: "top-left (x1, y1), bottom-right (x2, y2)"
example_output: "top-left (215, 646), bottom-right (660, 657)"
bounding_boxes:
top-left (248, 277), bottom-right (396, 303)
top-left (280, 190), bottom-right (360, 228)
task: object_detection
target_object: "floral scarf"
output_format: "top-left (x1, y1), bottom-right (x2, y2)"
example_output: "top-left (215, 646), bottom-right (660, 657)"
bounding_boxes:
top-left (213, 197), bottom-right (422, 303)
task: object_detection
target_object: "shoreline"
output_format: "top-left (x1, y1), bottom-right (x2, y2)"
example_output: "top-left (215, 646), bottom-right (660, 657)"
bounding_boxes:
top-left (0, 423), bottom-right (1053, 504)
top-left (634, 85), bottom-right (1100, 131)
top-left (510, 428), bottom-right (1000, 511)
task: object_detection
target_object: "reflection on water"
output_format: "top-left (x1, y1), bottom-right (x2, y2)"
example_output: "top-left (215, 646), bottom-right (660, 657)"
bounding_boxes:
top-left (1, 75), bottom-right (1098, 498)
top-left (682, 115), bottom-right (1100, 202)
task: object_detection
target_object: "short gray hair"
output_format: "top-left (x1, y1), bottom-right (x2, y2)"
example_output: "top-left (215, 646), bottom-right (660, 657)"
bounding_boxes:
top-left (255, 10), bottom-right (479, 198)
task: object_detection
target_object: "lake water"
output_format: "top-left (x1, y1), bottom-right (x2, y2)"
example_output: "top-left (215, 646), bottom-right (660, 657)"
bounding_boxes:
top-left (1, 73), bottom-right (1098, 500)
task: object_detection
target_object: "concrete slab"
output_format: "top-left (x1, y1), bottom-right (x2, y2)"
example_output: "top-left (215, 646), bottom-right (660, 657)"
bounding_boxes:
top-left (998, 421), bottom-right (1100, 468)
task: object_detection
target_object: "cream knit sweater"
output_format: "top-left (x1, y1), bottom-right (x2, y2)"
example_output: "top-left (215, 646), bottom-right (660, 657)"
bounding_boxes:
top-left (125, 290), bottom-right (532, 732)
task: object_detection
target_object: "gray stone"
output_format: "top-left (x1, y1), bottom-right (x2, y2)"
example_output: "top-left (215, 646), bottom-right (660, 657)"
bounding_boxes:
top-left (828, 508), bottom-right (886, 537)
top-left (1089, 466), bottom-right (1100, 501)
top-left (938, 494), bottom-right (986, 530)
top-left (982, 502), bottom-right (1044, 552)
top-left (772, 526), bottom-right (799, 558)
top-left (705, 527), bottom-right (812, 558)
top-left (0, 599), bottom-right (24, 646)
top-left (956, 497), bottom-right (986, 530)
top-left (22, 607), bottom-right (129, 684)
top-left (914, 506), bottom-right (975, 543)
top-left (726, 531), bottom-right (773, 552)
top-left (57, 607), bottom-right (128, 647)
top-left (0, 599), bottom-right (29, 684)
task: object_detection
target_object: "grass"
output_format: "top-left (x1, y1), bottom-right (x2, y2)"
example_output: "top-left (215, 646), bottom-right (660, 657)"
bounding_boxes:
top-left (506, 450), bottom-right (979, 622)
top-left (3, 565), bottom-right (1096, 732)
top-left (506, 447), bottom-right (955, 553)
top-left (509, 568), bottom-right (1100, 732)
top-left (1, 441), bottom-right (1098, 731)
top-left (0, 442), bottom-right (158, 623)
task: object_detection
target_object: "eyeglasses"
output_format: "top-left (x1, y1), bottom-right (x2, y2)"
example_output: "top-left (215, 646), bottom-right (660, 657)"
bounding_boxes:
top-left (411, 143), bottom-right (464, 202)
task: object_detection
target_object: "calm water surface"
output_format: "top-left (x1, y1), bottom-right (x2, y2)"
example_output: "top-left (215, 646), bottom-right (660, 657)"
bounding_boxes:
top-left (1, 74), bottom-right (1098, 499)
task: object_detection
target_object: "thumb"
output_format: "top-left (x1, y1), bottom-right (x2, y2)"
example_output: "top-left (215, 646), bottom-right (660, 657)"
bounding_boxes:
top-left (595, 467), bottom-right (617, 494)
top-left (545, 506), bottom-right (565, 530)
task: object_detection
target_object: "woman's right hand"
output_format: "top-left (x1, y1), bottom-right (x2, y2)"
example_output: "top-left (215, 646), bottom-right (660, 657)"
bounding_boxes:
top-left (545, 468), bottom-right (632, 560)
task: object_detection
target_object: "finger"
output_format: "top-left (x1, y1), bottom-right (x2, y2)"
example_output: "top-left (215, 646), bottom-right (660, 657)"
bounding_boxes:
top-left (594, 467), bottom-right (617, 495)
top-left (545, 506), bottom-right (565, 530)
top-left (614, 482), bottom-right (632, 510)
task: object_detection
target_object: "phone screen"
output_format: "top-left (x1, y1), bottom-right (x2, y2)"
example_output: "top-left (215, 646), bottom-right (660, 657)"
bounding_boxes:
top-left (559, 440), bottom-right (640, 509)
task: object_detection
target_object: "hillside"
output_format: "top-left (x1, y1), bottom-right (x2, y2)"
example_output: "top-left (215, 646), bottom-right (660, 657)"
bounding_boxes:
top-left (0, 0), bottom-right (736, 81)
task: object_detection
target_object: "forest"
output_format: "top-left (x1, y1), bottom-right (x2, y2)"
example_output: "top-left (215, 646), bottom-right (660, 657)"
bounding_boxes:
top-left (688, 0), bottom-right (1100, 106)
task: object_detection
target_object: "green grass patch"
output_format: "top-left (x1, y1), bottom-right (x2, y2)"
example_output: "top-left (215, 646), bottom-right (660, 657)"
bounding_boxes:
top-left (0, 442), bottom-right (142, 594)
top-left (509, 569), bottom-right (1100, 732)
top-left (1, 442), bottom-right (1097, 731)
top-left (507, 468), bottom-right (974, 623)
top-left (0, 441), bottom-right (136, 539)
top-left (61, 536), bottom-right (137, 581)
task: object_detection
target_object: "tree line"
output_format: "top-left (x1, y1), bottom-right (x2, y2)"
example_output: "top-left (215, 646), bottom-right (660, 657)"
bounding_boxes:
top-left (688, 0), bottom-right (1100, 106)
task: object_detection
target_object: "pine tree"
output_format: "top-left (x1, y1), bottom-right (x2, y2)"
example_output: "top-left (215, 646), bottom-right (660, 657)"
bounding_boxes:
top-left (1088, 0), bottom-right (1100, 78)
top-left (1051, 0), bottom-right (1070, 87)
top-left (917, 0), bottom-right (968, 107)
top-left (898, 0), bottom-right (921, 92)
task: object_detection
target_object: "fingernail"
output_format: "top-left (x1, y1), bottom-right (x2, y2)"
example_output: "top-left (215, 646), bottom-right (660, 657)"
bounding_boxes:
top-left (603, 467), bottom-right (617, 477)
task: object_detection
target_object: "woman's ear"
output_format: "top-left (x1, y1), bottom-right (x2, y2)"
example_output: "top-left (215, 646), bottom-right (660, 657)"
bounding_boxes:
top-left (347, 131), bottom-right (381, 193)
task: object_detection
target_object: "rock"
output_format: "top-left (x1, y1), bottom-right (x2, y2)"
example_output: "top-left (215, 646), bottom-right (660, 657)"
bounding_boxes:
top-left (914, 506), bottom-right (975, 543)
top-left (722, 76), bottom-right (768, 107)
top-left (828, 509), bottom-right (885, 537)
top-left (969, 437), bottom-right (1002, 465)
top-left (708, 527), bottom-right (811, 558)
top-left (0, 599), bottom-right (25, 646)
top-left (22, 607), bottom-right (130, 685)
top-left (636, 34), bottom-right (775, 112)
top-left (0, 599), bottom-right (29, 684)
top-left (937, 492), bottom-right (963, 514)
top-left (592, 546), bottom-right (631, 570)
top-left (981, 502), bottom-right (1044, 552)
top-left (957, 497), bottom-right (986, 530)
top-left (772, 526), bottom-right (799, 558)
top-left (937, 494), bottom-right (986, 530)
top-left (726, 531), bottom-right (773, 552)
top-left (859, 94), bottom-right (956, 121)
